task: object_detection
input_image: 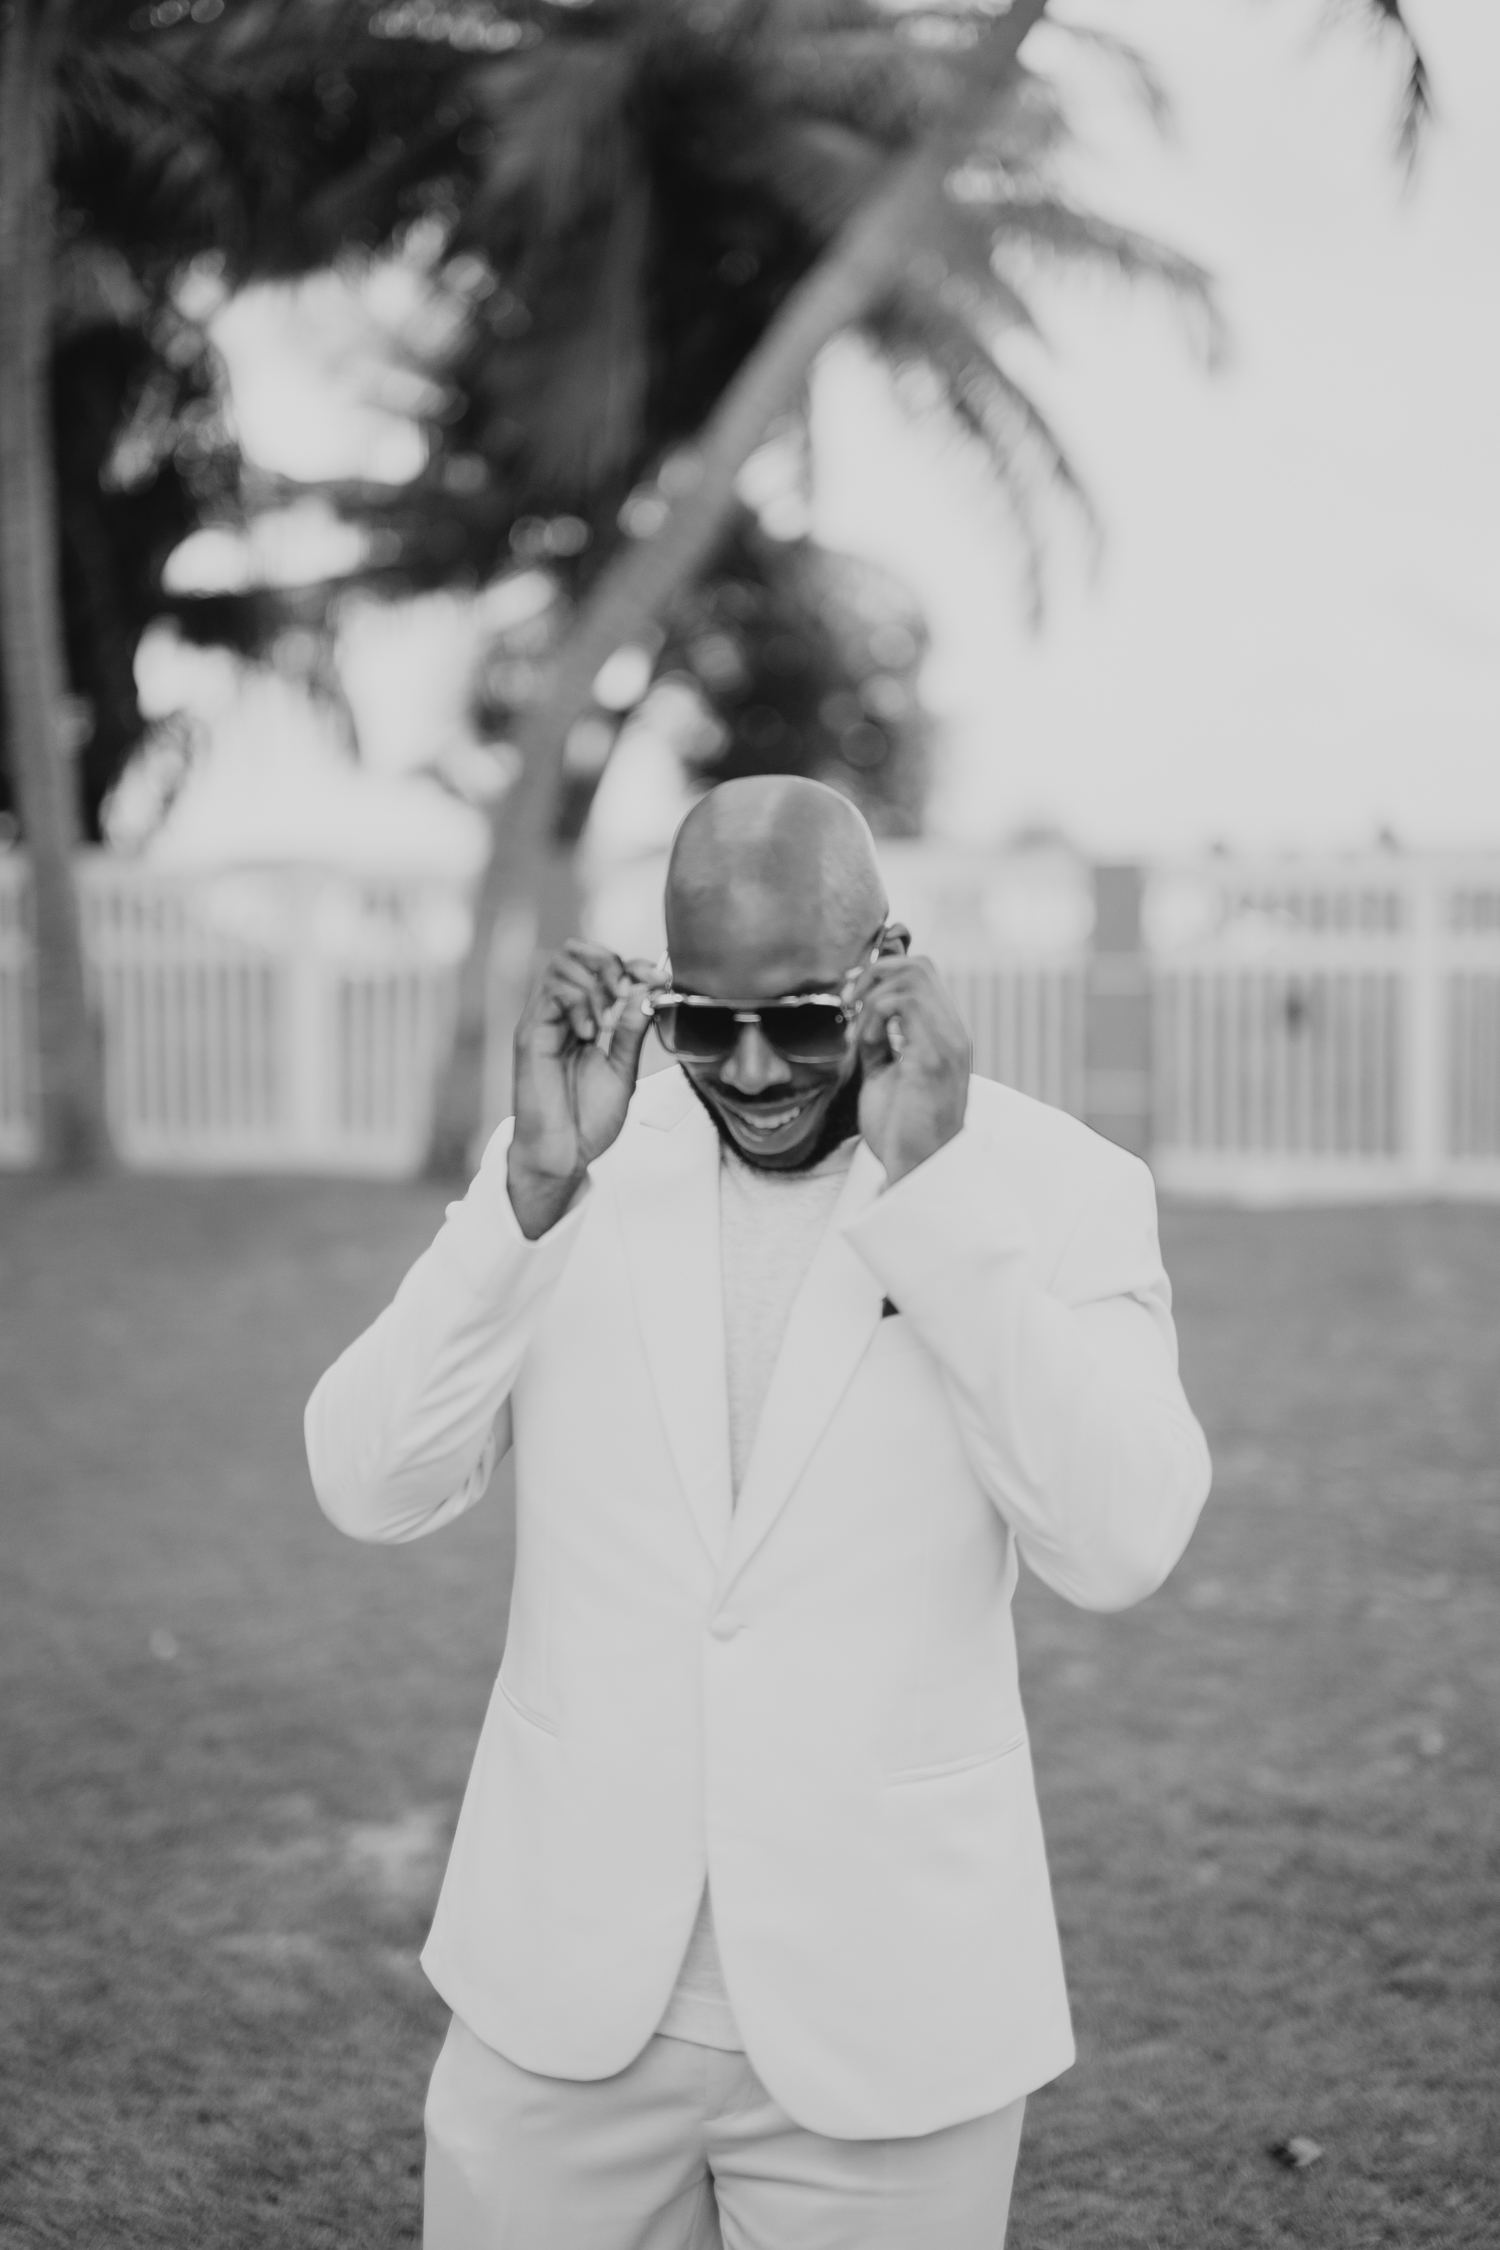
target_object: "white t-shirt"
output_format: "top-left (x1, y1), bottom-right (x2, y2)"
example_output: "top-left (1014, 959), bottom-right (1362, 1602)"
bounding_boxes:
top-left (654, 1134), bottom-right (859, 2051)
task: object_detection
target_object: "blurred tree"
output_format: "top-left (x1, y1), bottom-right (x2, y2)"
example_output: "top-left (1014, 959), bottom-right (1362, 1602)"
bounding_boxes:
top-left (392, 0), bottom-right (1213, 1163)
top-left (0, 0), bottom-right (1432, 1172)
top-left (0, 0), bottom-right (483, 1161)
top-left (460, 509), bottom-right (934, 849)
top-left (0, 0), bottom-right (531, 1165)
top-left (218, 1), bottom-right (1176, 1159)
top-left (1, 0), bottom-right (109, 1168)
top-left (648, 514), bottom-right (933, 842)
top-left (40, 272), bottom-right (242, 835)
top-left (0, 0), bottom-right (269, 1166)
top-left (402, 0), bottom-right (1429, 1167)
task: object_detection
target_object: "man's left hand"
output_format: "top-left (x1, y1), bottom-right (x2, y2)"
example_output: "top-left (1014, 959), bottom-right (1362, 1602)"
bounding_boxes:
top-left (853, 956), bottom-right (971, 1186)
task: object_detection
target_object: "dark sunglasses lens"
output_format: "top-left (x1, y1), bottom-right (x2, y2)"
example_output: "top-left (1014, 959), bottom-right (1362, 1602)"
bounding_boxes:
top-left (653, 1003), bottom-right (739, 1060)
top-left (759, 1003), bottom-right (850, 1060)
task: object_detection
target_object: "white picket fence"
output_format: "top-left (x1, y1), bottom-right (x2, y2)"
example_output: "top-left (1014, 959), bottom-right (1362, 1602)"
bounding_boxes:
top-left (3, 850), bottom-right (1499, 1199)
top-left (0, 854), bottom-right (1087, 1175)
top-left (0, 858), bottom-right (462, 1173)
top-left (933, 953), bottom-right (1086, 1120)
top-left (1146, 856), bottom-right (1500, 1200)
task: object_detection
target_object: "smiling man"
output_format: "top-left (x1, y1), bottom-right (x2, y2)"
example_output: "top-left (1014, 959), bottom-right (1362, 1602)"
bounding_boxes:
top-left (306, 775), bottom-right (1212, 2250)
top-left (653, 777), bottom-right (894, 1172)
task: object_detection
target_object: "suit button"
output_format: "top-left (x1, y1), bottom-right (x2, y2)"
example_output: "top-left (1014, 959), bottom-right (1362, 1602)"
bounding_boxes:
top-left (708, 1614), bottom-right (743, 1641)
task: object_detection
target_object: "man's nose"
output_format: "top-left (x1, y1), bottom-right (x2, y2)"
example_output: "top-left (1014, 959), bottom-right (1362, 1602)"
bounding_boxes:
top-left (720, 1018), bottom-right (792, 1095)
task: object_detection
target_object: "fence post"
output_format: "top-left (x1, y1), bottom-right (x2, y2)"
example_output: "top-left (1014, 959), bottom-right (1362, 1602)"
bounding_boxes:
top-left (1404, 861), bottom-right (1445, 1192)
top-left (1085, 862), bottom-right (1153, 1160)
top-left (284, 866), bottom-right (327, 1166)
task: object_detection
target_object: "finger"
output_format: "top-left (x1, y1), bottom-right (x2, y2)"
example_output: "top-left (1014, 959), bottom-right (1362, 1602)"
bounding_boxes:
top-left (563, 993), bottom-right (600, 1047)
top-left (857, 973), bottom-right (963, 1065)
top-left (524, 996), bottom-right (597, 1052)
top-left (622, 955), bottom-right (669, 993)
top-left (534, 966), bottom-right (606, 1047)
top-left (845, 959), bottom-right (882, 1011)
top-left (859, 955), bottom-right (933, 994)
top-left (845, 954), bottom-right (917, 1048)
top-left (549, 955), bottom-right (657, 1055)
top-left (560, 939), bottom-right (631, 1001)
top-left (605, 980), bottom-right (654, 1076)
top-left (855, 985), bottom-right (902, 1067)
top-left (546, 955), bottom-right (615, 1004)
top-left (520, 967), bottom-right (579, 1039)
top-left (860, 959), bottom-right (961, 1026)
top-left (858, 979), bottom-right (920, 1026)
top-left (849, 958), bottom-right (921, 1019)
top-left (535, 940), bottom-right (618, 980)
top-left (541, 958), bottom-right (618, 1037)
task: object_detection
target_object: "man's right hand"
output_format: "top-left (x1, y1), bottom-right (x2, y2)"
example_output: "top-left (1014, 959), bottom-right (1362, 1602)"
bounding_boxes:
top-left (507, 941), bottom-right (661, 1239)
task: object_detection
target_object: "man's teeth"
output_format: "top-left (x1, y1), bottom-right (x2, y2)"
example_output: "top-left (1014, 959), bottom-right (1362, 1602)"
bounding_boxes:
top-left (738, 1100), bottom-right (807, 1131)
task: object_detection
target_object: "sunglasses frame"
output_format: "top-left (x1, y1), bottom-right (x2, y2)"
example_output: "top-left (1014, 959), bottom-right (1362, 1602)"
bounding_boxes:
top-left (643, 929), bottom-right (888, 1063)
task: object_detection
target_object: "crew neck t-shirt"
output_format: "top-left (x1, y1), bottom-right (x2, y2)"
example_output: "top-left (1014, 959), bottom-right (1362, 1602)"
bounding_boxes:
top-left (653, 1134), bottom-right (859, 2052)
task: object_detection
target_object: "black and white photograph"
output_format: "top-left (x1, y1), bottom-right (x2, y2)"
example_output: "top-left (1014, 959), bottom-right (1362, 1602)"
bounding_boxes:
top-left (2, 1), bottom-right (1496, 2244)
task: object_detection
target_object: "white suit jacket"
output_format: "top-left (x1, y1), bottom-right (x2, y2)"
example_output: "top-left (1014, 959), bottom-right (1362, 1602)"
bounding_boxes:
top-left (305, 1066), bottom-right (1211, 2140)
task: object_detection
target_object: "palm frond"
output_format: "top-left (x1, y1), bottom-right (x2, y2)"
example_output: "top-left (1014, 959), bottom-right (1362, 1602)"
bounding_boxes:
top-left (913, 195), bottom-right (1043, 342)
top-left (1326, 0), bottom-right (1431, 163)
top-left (467, 42), bottom-right (638, 237)
top-left (738, 112), bottom-right (885, 239)
top-left (514, 172), bottom-right (654, 498)
top-left (866, 282), bottom-right (1098, 622)
top-left (984, 197), bottom-right (1225, 367)
top-left (746, 26), bottom-right (966, 146)
top-left (1041, 20), bottom-right (1175, 136)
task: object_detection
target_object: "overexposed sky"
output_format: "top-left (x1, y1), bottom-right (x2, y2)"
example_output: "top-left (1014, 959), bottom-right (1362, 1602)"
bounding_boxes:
top-left (157, 0), bottom-right (1498, 867)
top-left (814, 0), bottom-right (1500, 854)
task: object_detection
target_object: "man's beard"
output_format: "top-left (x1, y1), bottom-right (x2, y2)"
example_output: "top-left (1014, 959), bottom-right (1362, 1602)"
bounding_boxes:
top-left (685, 1062), bottom-right (864, 1173)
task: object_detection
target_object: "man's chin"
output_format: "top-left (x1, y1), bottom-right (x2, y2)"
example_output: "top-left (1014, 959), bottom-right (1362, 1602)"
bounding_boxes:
top-left (718, 1094), bottom-right (829, 1170)
top-left (685, 1071), bottom-right (862, 1172)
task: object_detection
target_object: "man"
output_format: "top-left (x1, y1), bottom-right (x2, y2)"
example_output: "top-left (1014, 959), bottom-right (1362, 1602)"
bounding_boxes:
top-left (306, 776), bottom-right (1211, 2249)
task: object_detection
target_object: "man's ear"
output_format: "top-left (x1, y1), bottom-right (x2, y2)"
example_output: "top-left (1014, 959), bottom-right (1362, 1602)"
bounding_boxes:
top-left (881, 922), bottom-right (912, 958)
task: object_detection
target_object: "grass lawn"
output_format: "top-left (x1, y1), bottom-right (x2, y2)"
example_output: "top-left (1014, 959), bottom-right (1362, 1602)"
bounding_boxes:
top-left (1, 1174), bottom-right (1497, 2249)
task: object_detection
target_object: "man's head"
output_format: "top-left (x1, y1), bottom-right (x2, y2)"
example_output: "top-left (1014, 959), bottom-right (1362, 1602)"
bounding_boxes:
top-left (661, 776), bottom-right (905, 1170)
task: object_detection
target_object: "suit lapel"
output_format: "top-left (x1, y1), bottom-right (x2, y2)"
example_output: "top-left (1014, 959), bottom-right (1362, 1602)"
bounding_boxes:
top-left (612, 1090), bottom-right (733, 1567)
top-left (719, 1141), bottom-right (888, 1595)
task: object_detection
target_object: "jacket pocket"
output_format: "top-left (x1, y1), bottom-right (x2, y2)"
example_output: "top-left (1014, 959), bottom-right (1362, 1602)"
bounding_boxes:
top-left (883, 1728), bottom-right (1027, 1787)
top-left (496, 1671), bottom-right (560, 1738)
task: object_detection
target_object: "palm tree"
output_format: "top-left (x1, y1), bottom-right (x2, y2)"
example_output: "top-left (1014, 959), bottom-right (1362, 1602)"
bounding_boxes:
top-left (0, 0), bottom-right (1431, 1174)
top-left (411, 0), bottom-right (1213, 1167)
top-left (0, 0), bottom-right (265, 1166)
top-left (0, 0), bottom-right (109, 1167)
top-left (417, 0), bottom-right (1431, 1169)
top-left (0, 0), bottom-right (518, 1165)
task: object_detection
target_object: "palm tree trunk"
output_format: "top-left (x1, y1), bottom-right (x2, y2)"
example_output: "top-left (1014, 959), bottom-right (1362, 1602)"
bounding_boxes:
top-left (426, 0), bottom-right (1052, 1175)
top-left (0, 0), bottom-right (109, 1170)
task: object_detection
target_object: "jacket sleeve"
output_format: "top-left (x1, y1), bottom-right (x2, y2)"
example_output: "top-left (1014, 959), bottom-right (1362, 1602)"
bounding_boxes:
top-left (304, 1120), bottom-right (590, 1544)
top-left (842, 1126), bottom-right (1211, 1611)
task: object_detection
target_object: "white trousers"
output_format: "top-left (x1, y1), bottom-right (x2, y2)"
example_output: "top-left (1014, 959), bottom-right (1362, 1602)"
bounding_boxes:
top-left (424, 2015), bottom-right (1024, 2250)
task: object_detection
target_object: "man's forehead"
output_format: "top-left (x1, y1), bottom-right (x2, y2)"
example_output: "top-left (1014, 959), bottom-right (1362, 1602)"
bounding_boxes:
top-left (663, 775), bottom-right (887, 990)
top-left (667, 882), bottom-right (870, 993)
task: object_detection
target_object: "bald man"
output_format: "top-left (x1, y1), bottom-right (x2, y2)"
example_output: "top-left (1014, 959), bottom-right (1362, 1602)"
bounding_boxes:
top-left (306, 778), bottom-right (1211, 2250)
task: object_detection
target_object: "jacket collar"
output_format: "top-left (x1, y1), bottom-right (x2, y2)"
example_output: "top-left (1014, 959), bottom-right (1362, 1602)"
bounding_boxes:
top-left (718, 1140), bottom-right (887, 1594)
top-left (611, 1069), bottom-right (887, 1580)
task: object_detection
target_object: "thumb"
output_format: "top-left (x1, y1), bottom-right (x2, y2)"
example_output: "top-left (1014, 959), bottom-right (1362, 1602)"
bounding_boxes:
top-left (606, 982), bottom-right (654, 1077)
top-left (856, 992), bottom-right (898, 1073)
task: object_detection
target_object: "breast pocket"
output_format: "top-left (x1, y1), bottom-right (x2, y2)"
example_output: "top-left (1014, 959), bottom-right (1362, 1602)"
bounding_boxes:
top-left (883, 1728), bottom-right (1028, 1787)
top-left (496, 1670), bottom-right (559, 1738)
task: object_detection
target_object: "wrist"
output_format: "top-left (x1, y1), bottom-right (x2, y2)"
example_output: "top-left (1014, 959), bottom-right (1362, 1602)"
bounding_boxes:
top-left (878, 1117), bottom-right (963, 1190)
top-left (506, 1150), bottom-right (588, 1240)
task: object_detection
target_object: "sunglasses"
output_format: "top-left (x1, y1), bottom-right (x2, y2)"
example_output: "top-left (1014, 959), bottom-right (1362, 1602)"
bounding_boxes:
top-left (644, 933), bottom-right (886, 1065)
